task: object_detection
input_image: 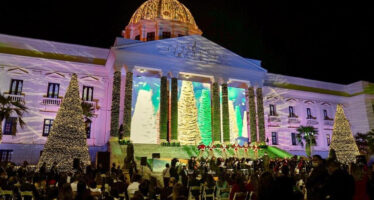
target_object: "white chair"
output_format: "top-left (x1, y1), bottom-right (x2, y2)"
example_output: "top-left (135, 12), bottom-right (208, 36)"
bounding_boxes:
top-left (202, 186), bottom-right (215, 200)
top-left (189, 185), bottom-right (202, 200)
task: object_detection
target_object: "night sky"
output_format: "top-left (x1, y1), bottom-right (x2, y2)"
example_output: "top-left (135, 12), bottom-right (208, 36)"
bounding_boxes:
top-left (1, 0), bottom-right (372, 84)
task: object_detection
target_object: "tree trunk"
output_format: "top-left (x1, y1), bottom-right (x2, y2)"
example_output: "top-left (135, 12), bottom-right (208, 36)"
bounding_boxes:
top-left (0, 119), bottom-right (2, 142)
top-left (305, 142), bottom-right (311, 157)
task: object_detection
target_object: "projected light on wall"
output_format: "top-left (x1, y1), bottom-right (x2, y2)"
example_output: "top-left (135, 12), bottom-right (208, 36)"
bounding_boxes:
top-left (131, 76), bottom-right (160, 144)
top-left (228, 87), bottom-right (248, 142)
top-left (178, 80), bottom-right (211, 145)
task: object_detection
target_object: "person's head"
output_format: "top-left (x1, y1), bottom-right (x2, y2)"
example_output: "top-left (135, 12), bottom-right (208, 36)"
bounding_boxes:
top-left (312, 155), bottom-right (323, 168)
top-left (58, 183), bottom-right (73, 200)
top-left (169, 177), bottom-right (177, 187)
top-left (166, 163), bottom-right (170, 168)
top-left (77, 181), bottom-right (87, 194)
top-left (281, 165), bottom-right (289, 176)
top-left (326, 159), bottom-right (339, 175)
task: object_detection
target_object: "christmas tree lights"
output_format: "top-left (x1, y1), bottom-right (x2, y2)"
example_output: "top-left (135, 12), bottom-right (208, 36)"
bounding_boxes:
top-left (178, 81), bottom-right (201, 145)
top-left (329, 104), bottom-right (360, 164)
top-left (37, 74), bottom-right (90, 172)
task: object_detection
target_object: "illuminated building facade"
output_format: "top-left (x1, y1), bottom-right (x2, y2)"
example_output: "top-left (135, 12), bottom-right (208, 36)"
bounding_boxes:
top-left (1, 0), bottom-right (373, 163)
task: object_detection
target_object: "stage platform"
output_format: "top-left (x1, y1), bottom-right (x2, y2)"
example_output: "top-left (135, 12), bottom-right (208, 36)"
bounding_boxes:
top-left (109, 138), bottom-right (293, 172)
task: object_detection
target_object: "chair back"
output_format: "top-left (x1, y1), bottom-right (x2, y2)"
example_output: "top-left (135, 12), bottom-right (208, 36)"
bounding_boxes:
top-left (233, 192), bottom-right (248, 200)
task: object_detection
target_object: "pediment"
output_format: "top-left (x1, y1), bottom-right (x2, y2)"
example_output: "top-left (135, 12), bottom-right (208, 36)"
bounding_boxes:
top-left (114, 35), bottom-right (267, 73)
top-left (7, 67), bottom-right (29, 75)
top-left (80, 75), bottom-right (100, 82)
top-left (45, 72), bottom-right (66, 79)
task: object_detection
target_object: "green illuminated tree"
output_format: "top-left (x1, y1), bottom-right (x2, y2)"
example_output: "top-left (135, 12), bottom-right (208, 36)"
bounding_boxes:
top-left (235, 106), bottom-right (243, 137)
top-left (37, 74), bottom-right (90, 172)
top-left (198, 89), bottom-right (212, 145)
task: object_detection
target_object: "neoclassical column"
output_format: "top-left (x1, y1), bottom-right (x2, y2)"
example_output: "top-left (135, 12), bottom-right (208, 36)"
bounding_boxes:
top-left (247, 86), bottom-right (258, 142)
top-left (159, 75), bottom-right (169, 143)
top-left (221, 82), bottom-right (230, 143)
top-left (110, 70), bottom-right (121, 137)
top-left (256, 87), bottom-right (265, 142)
top-left (123, 70), bottom-right (133, 140)
top-left (211, 82), bottom-right (222, 143)
top-left (170, 76), bottom-right (178, 142)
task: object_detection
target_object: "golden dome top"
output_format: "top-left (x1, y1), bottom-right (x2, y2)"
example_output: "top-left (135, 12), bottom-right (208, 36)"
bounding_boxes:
top-left (129, 0), bottom-right (199, 28)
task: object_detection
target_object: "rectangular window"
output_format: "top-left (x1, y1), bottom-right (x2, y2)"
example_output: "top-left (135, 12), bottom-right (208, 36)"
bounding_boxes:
top-left (269, 104), bottom-right (276, 116)
top-left (147, 32), bottom-right (155, 41)
top-left (326, 134), bottom-right (331, 146)
top-left (42, 119), bottom-right (54, 136)
top-left (135, 35), bottom-right (140, 40)
top-left (3, 117), bottom-right (17, 135)
top-left (323, 109), bottom-right (329, 120)
top-left (0, 150), bottom-right (13, 162)
top-left (47, 83), bottom-right (60, 98)
top-left (9, 79), bottom-right (23, 95)
top-left (85, 121), bottom-right (91, 139)
top-left (162, 32), bottom-right (171, 39)
top-left (82, 86), bottom-right (94, 101)
top-left (272, 132), bottom-right (278, 145)
top-left (289, 106), bottom-right (295, 117)
top-left (307, 108), bottom-right (312, 119)
top-left (291, 133), bottom-right (297, 145)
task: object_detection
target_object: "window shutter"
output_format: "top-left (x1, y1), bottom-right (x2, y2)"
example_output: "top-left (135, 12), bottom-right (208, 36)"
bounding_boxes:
top-left (11, 118), bottom-right (17, 135)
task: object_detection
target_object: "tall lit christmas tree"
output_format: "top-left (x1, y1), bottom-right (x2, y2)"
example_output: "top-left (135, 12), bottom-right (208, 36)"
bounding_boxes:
top-left (198, 89), bottom-right (212, 145)
top-left (329, 104), bottom-right (360, 164)
top-left (229, 100), bottom-right (239, 143)
top-left (131, 89), bottom-right (158, 144)
top-left (38, 74), bottom-right (90, 172)
top-left (242, 111), bottom-right (248, 138)
top-left (235, 106), bottom-right (243, 137)
top-left (178, 81), bottom-right (201, 145)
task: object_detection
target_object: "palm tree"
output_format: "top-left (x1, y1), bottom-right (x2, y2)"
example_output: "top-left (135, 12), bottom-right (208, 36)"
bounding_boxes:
top-left (296, 125), bottom-right (318, 157)
top-left (81, 102), bottom-right (95, 138)
top-left (81, 102), bottom-right (95, 123)
top-left (0, 93), bottom-right (28, 141)
top-left (355, 130), bottom-right (374, 154)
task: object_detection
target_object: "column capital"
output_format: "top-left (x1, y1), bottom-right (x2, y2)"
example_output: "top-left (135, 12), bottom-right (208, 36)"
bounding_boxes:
top-left (214, 76), bottom-right (229, 85)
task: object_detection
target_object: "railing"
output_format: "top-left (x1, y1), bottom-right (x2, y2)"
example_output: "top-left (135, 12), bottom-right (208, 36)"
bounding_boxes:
top-left (268, 116), bottom-right (281, 122)
top-left (83, 100), bottom-right (97, 109)
top-left (288, 117), bottom-right (301, 124)
top-left (42, 97), bottom-right (62, 106)
top-left (324, 120), bottom-right (334, 126)
top-left (5, 94), bottom-right (25, 102)
top-left (306, 119), bottom-right (319, 126)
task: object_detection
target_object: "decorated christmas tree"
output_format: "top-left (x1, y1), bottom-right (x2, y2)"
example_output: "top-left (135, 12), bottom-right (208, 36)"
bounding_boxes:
top-left (131, 89), bottom-right (158, 144)
top-left (242, 111), bottom-right (248, 138)
top-left (37, 74), bottom-right (90, 172)
top-left (229, 100), bottom-right (239, 143)
top-left (178, 81), bottom-right (201, 145)
top-left (198, 89), bottom-right (212, 145)
top-left (235, 106), bottom-right (243, 137)
top-left (329, 104), bottom-right (360, 164)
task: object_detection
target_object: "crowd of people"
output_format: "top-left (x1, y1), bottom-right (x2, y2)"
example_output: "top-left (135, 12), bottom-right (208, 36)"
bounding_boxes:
top-left (0, 153), bottom-right (374, 200)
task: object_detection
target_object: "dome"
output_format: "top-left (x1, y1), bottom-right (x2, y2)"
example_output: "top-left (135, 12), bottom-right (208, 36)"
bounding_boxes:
top-left (129, 0), bottom-right (199, 29)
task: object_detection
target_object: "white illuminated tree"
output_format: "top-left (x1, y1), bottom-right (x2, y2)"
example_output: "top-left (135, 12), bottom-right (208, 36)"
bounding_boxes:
top-left (330, 104), bottom-right (360, 164)
top-left (242, 111), bottom-right (248, 138)
top-left (131, 89), bottom-right (158, 144)
top-left (229, 100), bottom-right (239, 143)
top-left (178, 81), bottom-right (201, 145)
top-left (37, 74), bottom-right (90, 172)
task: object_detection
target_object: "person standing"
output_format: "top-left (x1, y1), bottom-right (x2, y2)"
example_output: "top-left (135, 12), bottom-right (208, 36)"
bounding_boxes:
top-left (163, 163), bottom-right (171, 188)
